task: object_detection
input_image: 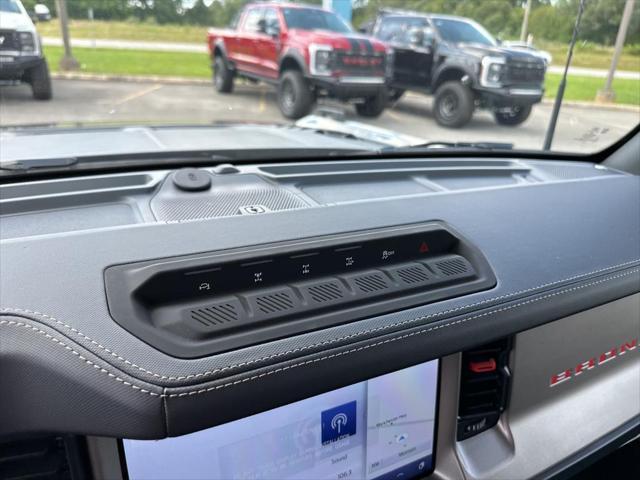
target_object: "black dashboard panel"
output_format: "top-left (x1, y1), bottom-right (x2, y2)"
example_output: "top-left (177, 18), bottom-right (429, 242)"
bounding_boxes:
top-left (105, 222), bottom-right (495, 357)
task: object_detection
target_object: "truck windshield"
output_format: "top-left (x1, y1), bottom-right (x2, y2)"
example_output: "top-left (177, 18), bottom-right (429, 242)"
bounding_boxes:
top-left (282, 8), bottom-right (352, 33)
top-left (432, 18), bottom-right (496, 46)
top-left (0, 0), bottom-right (20, 13)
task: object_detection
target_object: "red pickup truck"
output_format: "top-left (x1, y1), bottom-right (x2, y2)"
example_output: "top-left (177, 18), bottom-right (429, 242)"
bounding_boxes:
top-left (207, 2), bottom-right (389, 119)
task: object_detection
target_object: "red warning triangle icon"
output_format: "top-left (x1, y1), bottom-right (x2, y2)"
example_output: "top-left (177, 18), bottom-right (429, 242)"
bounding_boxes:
top-left (419, 242), bottom-right (429, 253)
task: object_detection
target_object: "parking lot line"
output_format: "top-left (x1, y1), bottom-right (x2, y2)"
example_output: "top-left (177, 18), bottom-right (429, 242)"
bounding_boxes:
top-left (113, 84), bottom-right (163, 106)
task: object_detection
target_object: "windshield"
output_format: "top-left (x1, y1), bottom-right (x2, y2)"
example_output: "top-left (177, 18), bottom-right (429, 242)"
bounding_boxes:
top-left (0, 0), bottom-right (20, 13)
top-left (431, 17), bottom-right (496, 46)
top-left (282, 8), bottom-right (352, 33)
top-left (0, 0), bottom-right (638, 168)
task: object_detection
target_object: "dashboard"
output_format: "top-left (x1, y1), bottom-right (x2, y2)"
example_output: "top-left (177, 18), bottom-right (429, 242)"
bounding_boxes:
top-left (1, 152), bottom-right (639, 479)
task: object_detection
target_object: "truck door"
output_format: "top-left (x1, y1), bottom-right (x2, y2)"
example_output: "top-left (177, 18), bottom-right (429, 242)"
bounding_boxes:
top-left (235, 6), bottom-right (264, 76)
top-left (255, 7), bottom-right (282, 80)
top-left (376, 16), bottom-right (434, 89)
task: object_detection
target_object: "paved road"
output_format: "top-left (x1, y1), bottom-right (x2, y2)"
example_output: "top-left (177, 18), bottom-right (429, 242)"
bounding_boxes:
top-left (1, 78), bottom-right (638, 153)
top-left (41, 37), bottom-right (640, 80)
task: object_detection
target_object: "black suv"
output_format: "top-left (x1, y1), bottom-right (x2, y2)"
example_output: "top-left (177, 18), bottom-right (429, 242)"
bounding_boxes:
top-left (364, 11), bottom-right (547, 128)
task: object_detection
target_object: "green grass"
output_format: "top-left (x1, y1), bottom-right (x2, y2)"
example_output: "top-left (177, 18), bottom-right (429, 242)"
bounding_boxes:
top-left (37, 20), bottom-right (640, 71)
top-left (545, 73), bottom-right (640, 105)
top-left (37, 19), bottom-right (209, 44)
top-left (537, 41), bottom-right (640, 71)
top-left (43, 46), bottom-right (640, 105)
top-left (44, 45), bottom-right (210, 78)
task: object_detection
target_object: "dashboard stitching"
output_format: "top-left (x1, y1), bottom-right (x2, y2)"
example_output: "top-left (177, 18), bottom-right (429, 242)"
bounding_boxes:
top-left (0, 258), bottom-right (639, 382)
top-left (1, 267), bottom-right (638, 398)
top-left (0, 320), bottom-right (163, 397)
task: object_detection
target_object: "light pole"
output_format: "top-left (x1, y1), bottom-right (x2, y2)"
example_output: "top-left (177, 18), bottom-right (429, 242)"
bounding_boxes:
top-left (596, 0), bottom-right (636, 103)
top-left (55, 0), bottom-right (79, 70)
top-left (520, 0), bottom-right (533, 43)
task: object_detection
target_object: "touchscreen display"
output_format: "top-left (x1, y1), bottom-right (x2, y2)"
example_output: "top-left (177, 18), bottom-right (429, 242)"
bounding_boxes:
top-left (123, 360), bottom-right (439, 480)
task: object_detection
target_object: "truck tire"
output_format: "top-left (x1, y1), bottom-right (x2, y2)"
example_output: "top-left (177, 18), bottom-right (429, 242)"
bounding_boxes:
top-left (355, 91), bottom-right (387, 118)
top-left (214, 55), bottom-right (234, 94)
top-left (278, 70), bottom-right (314, 119)
top-left (388, 88), bottom-right (405, 103)
top-left (433, 81), bottom-right (474, 128)
top-left (29, 60), bottom-right (52, 100)
top-left (493, 105), bottom-right (532, 126)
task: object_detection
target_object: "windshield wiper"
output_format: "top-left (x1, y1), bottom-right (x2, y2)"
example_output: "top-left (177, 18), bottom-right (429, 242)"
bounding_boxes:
top-left (0, 157), bottom-right (79, 171)
top-left (380, 141), bottom-right (514, 153)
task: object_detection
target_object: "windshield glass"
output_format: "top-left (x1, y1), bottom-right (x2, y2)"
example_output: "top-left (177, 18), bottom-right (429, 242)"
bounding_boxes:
top-left (0, 0), bottom-right (638, 166)
top-left (282, 8), bottom-right (352, 33)
top-left (431, 17), bottom-right (496, 46)
top-left (0, 0), bottom-right (20, 13)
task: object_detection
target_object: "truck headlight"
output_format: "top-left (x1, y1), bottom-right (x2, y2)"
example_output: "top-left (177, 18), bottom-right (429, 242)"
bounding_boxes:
top-left (310, 44), bottom-right (334, 76)
top-left (19, 32), bottom-right (36, 53)
top-left (480, 56), bottom-right (506, 88)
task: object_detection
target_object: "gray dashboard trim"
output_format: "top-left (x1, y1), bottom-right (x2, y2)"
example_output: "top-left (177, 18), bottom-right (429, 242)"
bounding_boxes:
top-left (1, 166), bottom-right (639, 437)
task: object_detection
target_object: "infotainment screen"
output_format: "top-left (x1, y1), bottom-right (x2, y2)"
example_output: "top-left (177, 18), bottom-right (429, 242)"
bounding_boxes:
top-left (122, 359), bottom-right (439, 480)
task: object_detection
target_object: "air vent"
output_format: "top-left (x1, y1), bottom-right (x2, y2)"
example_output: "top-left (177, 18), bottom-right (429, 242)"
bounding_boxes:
top-left (307, 282), bottom-right (345, 303)
top-left (354, 273), bottom-right (390, 293)
top-left (396, 264), bottom-right (431, 284)
top-left (457, 337), bottom-right (512, 441)
top-left (190, 303), bottom-right (238, 327)
top-left (0, 435), bottom-right (88, 480)
top-left (255, 292), bottom-right (295, 314)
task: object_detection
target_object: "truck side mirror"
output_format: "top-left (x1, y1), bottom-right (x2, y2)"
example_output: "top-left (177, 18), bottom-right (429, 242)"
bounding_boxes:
top-left (266, 23), bottom-right (280, 37)
top-left (408, 27), bottom-right (424, 47)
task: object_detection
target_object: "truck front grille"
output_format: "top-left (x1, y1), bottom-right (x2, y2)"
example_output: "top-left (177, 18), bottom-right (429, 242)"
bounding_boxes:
top-left (336, 52), bottom-right (385, 76)
top-left (0, 30), bottom-right (19, 51)
top-left (506, 61), bottom-right (545, 84)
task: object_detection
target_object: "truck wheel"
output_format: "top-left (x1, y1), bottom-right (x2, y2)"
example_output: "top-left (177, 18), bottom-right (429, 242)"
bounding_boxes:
top-left (388, 88), bottom-right (405, 103)
top-left (355, 91), bottom-right (387, 118)
top-left (214, 55), bottom-right (234, 94)
top-left (29, 60), bottom-right (52, 100)
top-left (278, 70), bottom-right (314, 119)
top-left (433, 81), bottom-right (474, 128)
top-left (494, 105), bottom-right (532, 126)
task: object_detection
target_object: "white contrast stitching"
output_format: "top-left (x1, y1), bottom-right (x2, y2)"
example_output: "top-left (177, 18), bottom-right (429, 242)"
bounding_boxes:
top-left (0, 320), bottom-right (163, 397)
top-left (1, 259), bottom-right (639, 382)
top-left (1, 268), bottom-right (638, 398)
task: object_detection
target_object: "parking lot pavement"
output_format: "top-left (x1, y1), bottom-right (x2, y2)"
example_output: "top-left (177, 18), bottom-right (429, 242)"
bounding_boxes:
top-left (1, 78), bottom-right (638, 153)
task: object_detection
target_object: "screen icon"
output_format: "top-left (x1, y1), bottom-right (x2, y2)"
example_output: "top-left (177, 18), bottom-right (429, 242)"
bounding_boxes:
top-left (321, 401), bottom-right (357, 445)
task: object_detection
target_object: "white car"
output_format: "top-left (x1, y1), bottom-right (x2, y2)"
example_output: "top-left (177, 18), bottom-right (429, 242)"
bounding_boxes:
top-left (0, 0), bottom-right (52, 99)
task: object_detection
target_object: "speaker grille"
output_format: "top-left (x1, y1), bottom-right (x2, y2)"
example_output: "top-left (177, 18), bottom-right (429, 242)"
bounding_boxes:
top-left (397, 265), bottom-right (431, 284)
top-left (190, 303), bottom-right (238, 327)
top-left (435, 257), bottom-right (469, 276)
top-left (354, 273), bottom-right (389, 293)
top-left (151, 173), bottom-right (310, 222)
top-left (307, 282), bottom-right (345, 303)
top-left (255, 292), bottom-right (295, 314)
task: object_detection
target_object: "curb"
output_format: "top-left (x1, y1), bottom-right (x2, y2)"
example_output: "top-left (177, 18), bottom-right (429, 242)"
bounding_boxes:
top-left (51, 71), bottom-right (210, 86)
top-left (51, 72), bottom-right (640, 112)
top-left (540, 98), bottom-right (640, 112)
